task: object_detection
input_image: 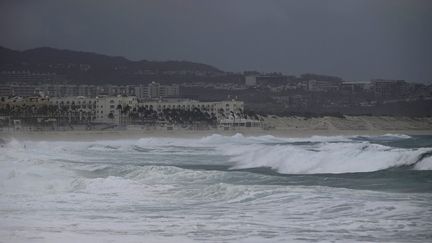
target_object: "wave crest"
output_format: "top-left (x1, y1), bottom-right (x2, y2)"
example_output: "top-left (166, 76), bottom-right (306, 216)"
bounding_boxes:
top-left (224, 142), bottom-right (431, 174)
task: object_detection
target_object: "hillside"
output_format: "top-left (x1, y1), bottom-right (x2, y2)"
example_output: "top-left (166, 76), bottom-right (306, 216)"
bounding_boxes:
top-left (0, 46), bottom-right (227, 85)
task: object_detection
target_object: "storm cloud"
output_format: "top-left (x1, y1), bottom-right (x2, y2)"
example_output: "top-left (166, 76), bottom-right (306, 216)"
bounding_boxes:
top-left (1, 0), bottom-right (431, 82)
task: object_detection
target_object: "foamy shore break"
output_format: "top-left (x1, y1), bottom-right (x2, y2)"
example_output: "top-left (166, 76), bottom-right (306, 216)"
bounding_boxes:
top-left (1, 116), bottom-right (432, 141)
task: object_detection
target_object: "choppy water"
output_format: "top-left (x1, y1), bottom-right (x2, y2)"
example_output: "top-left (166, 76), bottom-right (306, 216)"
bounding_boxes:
top-left (1, 134), bottom-right (432, 242)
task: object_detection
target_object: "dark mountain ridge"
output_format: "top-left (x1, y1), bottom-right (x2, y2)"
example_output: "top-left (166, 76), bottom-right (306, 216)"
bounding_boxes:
top-left (0, 46), bottom-right (221, 72)
top-left (0, 46), bottom-right (227, 85)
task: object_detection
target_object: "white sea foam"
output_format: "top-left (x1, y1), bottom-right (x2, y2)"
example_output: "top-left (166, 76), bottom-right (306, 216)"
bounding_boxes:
top-left (415, 156), bottom-right (432, 170)
top-left (354, 133), bottom-right (412, 140)
top-left (380, 133), bottom-right (412, 139)
top-left (199, 133), bottom-right (352, 145)
top-left (224, 142), bottom-right (430, 174)
top-left (1, 134), bottom-right (430, 175)
top-left (0, 135), bottom-right (432, 242)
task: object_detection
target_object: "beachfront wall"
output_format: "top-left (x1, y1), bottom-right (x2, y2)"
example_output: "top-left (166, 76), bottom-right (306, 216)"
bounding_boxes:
top-left (219, 118), bottom-right (261, 128)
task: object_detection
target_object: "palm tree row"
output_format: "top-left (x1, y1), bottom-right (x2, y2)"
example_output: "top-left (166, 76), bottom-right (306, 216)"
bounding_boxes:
top-left (0, 104), bottom-right (257, 126)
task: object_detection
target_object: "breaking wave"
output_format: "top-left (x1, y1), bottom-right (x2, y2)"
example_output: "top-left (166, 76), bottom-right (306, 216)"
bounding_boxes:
top-left (224, 142), bottom-right (432, 174)
top-left (1, 133), bottom-right (432, 243)
top-left (1, 134), bottom-right (431, 177)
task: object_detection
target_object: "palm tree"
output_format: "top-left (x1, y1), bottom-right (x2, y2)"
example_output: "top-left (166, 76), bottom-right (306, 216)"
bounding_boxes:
top-left (116, 104), bottom-right (122, 124)
top-left (108, 112), bottom-right (114, 121)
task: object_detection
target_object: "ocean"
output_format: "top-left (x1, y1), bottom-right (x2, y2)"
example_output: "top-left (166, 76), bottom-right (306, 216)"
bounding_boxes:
top-left (0, 134), bottom-right (431, 242)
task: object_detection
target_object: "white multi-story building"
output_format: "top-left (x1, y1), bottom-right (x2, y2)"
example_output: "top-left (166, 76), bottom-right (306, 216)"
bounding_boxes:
top-left (48, 96), bottom-right (242, 124)
top-left (50, 96), bottom-right (97, 123)
top-left (245, 75), bottom-right (257, 87)
top-left (138, 99), bottom-right (244, 120)
top-left (50, 95), bottom-right (138, 123)
top-left (95, 96), bottom-right (138, 123)
top-left (1, 82), bottom-right (179, 98)
top-left (135, 82), bottom-right (180, 99)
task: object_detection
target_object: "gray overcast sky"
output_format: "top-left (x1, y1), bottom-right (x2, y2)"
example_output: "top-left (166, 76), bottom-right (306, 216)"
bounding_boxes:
top-left (1, 0), bottom-right (431, 82)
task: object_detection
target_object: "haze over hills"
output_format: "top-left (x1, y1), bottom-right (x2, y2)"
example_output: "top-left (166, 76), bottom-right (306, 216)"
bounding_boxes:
top-left (0, 46), bottom-right (228, 85)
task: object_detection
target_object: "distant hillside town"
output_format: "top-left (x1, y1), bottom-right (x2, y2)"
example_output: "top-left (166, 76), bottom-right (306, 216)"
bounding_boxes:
top-left (1, 46), bottom-right (432, 131)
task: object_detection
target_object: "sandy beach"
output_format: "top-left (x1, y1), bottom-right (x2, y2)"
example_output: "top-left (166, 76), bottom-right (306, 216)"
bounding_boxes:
top-left (1, 116), bottom-right (431, 141)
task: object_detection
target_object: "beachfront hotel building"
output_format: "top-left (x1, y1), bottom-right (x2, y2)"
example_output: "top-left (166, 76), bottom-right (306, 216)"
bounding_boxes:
top-left (1, 94), bottom-right (245, 125)
top-left (137, 99), bottom-right (244, 120)
top-left (49, 96), bottom-right (138, 123)
top-left (49, 96), bottom-right (97, 123)
top-left (48, 96), bottom-right (243, 123)
top-left (94, 96), bottom-right (138, 123)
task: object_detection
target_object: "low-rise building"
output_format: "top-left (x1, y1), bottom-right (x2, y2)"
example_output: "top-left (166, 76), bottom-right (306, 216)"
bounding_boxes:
top-left (0, 96), bottom-right (50, 109)
top-left (341, 81), bottom-right (372, 93)
top-left (371, 79), bottom-right (408, 99)
top-left (0, 71), bottom-right (63, 84)
top-left (0, 82), bottom-right (180, 99)
top-left (136, 82), bottom-right (180, 99)
top-left (245, 74), bottom-right (289, 87)
top-left (305, 80), bottom-right (341, 92)
top-left (0, 85), bottom-right (12, 97)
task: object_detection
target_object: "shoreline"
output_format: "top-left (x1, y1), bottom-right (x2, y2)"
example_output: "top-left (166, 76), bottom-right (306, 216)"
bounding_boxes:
top-left (2, 115), bottom-right (432, 141)
top-left (1, 127), bottom-right (432, 142)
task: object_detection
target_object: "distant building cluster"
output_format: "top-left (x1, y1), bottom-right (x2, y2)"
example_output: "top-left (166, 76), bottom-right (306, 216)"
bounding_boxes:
top-left (245, 74), bottom-right (289, 87)
top-left (0, 82), bottom-right (180, 99)
top-left (0, 71), bottom-right (64, 84)
top-left (243, 74), bottom-right (420, 100)
top-left (244, 74), bottom-right (409, 96)
top-left (1, 67), bottom-right (431, 119)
